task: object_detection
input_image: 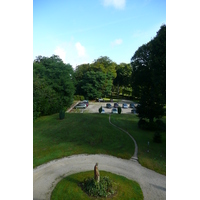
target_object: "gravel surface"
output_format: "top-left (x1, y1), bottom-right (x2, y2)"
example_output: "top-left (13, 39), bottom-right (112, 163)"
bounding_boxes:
top-left (33, 154), bottom-right (166, 200)
top-left (70, 100), bottom-right (136, 114)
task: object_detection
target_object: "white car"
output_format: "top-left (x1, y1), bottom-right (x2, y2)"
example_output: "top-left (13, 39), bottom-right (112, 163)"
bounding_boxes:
top-left (111, 108), bottom-right (118, 114)
top-left (101, 108), bottom-right (105, 113)
top-left (75, 103), bottom-right (86, 109)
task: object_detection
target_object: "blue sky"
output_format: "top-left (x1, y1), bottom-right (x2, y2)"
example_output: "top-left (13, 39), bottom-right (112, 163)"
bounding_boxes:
top-left (33, 0), bottom-right (166, 68)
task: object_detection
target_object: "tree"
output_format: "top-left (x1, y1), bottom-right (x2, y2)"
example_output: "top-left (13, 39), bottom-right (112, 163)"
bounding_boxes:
top-left (33, 55), bottom-right (75, 118)
top-left (131, 25), bottom-right (166, 123)
top-left (74, 56), bottom-right (117, 99)
top-left (113, 63), bottom-right (132, 96)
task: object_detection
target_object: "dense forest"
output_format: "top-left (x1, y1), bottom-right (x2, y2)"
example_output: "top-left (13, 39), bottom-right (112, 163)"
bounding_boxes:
top-left (33, 25), bottom-right (166, 123)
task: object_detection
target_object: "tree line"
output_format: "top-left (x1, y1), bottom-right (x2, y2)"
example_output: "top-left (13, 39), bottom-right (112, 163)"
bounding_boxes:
top-left (33, 24), bottom-right (166, 124)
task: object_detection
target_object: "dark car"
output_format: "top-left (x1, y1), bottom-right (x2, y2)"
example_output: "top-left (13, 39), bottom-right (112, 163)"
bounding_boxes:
top-left (114, 103), bottom-right (119, 108)
top-left (106, 103), bottom-right (112, 108)
top-left (130, 103), bottom-right (135, 108)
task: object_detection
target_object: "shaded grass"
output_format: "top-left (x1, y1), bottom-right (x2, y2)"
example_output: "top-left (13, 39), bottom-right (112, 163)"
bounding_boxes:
top-left (33, 113), bottom-right (135, 168)
top-left (110, 114), bottom-right (166, 175)
top-left (51, 171), bottom-right (143, 200)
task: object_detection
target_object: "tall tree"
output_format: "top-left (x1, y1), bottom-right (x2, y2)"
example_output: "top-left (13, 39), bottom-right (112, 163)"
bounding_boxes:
top-left (74, 56), bottom-right (117, 99)
top-left (113, 63), bottom-right (132, 96)
top-left (131, 25), bottom-right (166, 123)
top-left (33, 55), bottom-right (75, 118)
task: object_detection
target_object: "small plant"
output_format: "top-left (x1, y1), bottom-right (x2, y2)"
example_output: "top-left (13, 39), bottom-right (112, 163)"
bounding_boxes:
top-left (99, 106), bottom-right (102, 113)
top-left (153, 131), bottom-right (162, 143)
top-left (59, 109), bottom-right (65, 120)
top-left (81, 176), bottom-right (117, 198)
top-left (118, 106), bottom-right (122, 114)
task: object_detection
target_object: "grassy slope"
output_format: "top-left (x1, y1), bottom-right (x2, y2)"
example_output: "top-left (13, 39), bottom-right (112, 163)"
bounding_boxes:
top-left (33, 113), bottom-right (135, 168)
top-left (51, 171), bottom-right (144, 200)
top-left (33, 113), bottom-right (166, 175)
top-left (110, 115), bottom-right (166, 175)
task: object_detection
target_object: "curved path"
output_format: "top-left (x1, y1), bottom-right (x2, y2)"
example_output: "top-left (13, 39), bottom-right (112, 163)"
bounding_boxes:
top-left (33, 115), bottom-right (166, 200)
top-left (33, 154), bottom-right (166, 200)
top-left (109, 115), bottom-right (138, 161)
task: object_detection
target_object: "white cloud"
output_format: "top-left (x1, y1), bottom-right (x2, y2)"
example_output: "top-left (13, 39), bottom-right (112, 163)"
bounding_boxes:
top-left (75, 42), bottom-right (86, 57)
top-left (111, 38), bottom-right (123, 47)
top-left (54, 47), bottom-right (66, 63)
top-left (102, 0), bottom-right (126, 9)
top-left (53, 41), bottom-right (90, 69)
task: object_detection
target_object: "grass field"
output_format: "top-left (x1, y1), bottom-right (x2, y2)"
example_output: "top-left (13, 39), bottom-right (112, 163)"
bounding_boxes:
top-left (33, 113), bottom-right (135, 168)
top-left (110, 115), bottom-right (166, 175)
top-left (51, 171), bottom-right (144, 200)
top-left (33, 113), bottom-right (166, 175)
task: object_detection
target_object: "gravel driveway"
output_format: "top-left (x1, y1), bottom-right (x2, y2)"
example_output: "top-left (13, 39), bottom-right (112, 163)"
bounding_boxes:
top-left (33, 154), bottom-right (166, 200)
top-left (70, 100), bottom-right (136, 114)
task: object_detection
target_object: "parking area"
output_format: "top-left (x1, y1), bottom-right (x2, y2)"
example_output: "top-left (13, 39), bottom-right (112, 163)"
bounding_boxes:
top-left (70, 100), bottom-right (137, 114)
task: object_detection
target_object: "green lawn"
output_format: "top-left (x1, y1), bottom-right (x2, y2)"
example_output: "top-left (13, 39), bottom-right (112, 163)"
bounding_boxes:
top-left (33, 113), bottom-right (135, 168)
top-left (33, 113), bottom-right (166, 175)
top-left (51, 171), bottom-right (144, 200)
top-left (110, 115), bottom-right (166, 175)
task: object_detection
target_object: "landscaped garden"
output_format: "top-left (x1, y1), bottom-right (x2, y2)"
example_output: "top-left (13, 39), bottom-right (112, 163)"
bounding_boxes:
top-left (51, 171), bottom-right (144, 200)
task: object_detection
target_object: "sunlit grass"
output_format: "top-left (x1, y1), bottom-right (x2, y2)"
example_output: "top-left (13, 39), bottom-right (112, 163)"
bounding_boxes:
top-left (33, 113), bottom-right (135, 168)
top-left (51, 171), bottom-right (143, 200)
top-left (110, 114), bottom-right (166, 175)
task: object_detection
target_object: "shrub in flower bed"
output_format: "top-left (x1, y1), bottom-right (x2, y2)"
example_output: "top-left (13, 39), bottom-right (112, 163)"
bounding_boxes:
top-left (80, 176), bottom-right (117, 198)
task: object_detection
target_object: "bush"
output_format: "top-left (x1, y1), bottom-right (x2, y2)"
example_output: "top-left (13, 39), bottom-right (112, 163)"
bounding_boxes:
top-left (59, 109), bottom-right (65, 120)
top-left (138, 119), bottom-right (165, 131)
top-left (118, 106), bottom-right (122, 114)
top-left (99, 106), bottom-right (102, 113)
top-left (74, 95), bottom-right (85, 101)
top-left (81, 176), bottom-right (116, 198)
top-left (156, 119), bottom-right (166, 131)
top-left (153, 131), bottom-right (162, 143)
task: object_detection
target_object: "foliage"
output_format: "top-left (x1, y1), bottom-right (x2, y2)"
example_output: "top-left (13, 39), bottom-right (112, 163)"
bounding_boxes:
top-left (118, 106), bottom-right (122, 114)
top-left (113, 63), bottom-right (132, 96)
top-left (131, 25), bottom-right (166, 123)
top-left (138, 118), bottom-right (166, 131)
top-left (153, 131), bottom-right (162, 143)
top-left (99, 106), bottom-right (102, 113)
top-left (33, 55), bottom-right (75, 118)
top-left (51, 171), bottom-right (144, 200)
top-left (59, 109), bottom-right (65, 120)
top-left (74, 56), bottom-right (117, 99)
top-left (81, 176), bottom-right (116, 198)
top-left (73, 95), bottom-right (85, 101)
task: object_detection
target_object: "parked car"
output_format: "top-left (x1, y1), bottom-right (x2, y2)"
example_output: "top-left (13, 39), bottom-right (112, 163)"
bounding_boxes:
top-left (82, 100), bottom-right (89, 107)
top-left (101, 108), bottom-right (105, 113)
top-left (122, 103), bottom-right (128, 108)
top-left (130, 103), bottom-right (135, 108)
top-left (106, 103), bottom-right (112, 108)
top-left (114, 103), bottom-right (119, 108)
top-left (111, 108), bottom-right (118, 114)
top-left (96, 98), bottom-right (104, 102)
top-left (75, 103), bottom-right (87, 109)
